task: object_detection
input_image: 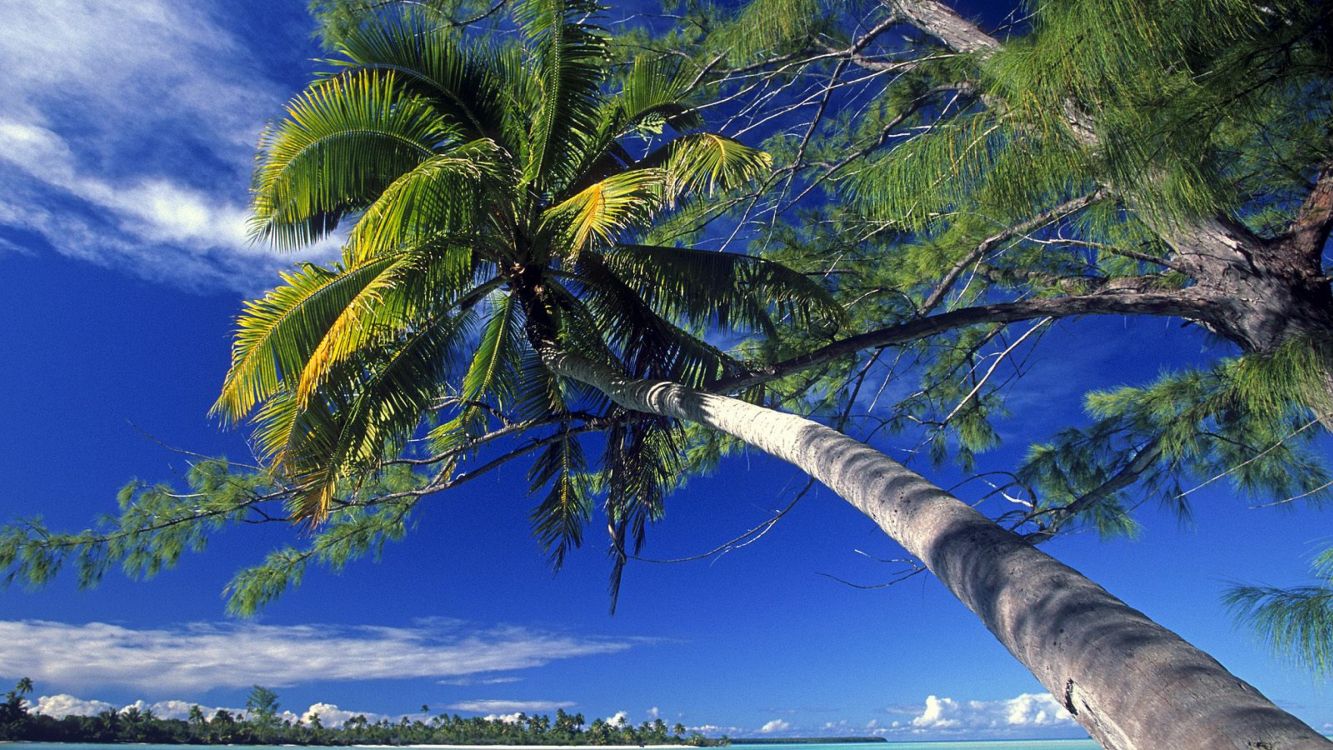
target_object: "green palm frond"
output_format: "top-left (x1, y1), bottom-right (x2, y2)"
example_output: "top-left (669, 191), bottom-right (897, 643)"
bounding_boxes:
top-left (461, 293), bottom-right (527, 420)
top-left (528, 428), bottom-right (593, 568)
top-left (603, 417), bottom-right (681, 611)
top-left (573, 252), bottom-right (739, 386)
top-left (252, 71), bottom-right (456, 249)
top-left (603, 244), bottom-right (843, 335)
top-left (618, 55), bottom-right (702, 135)
top-left (663, 133), bottom-right (773, 199)
top-left (513, 348), bottom-right (569, 422)
top-left (516, 0), bottom-right (609, 194)
top-left (214, 255), bottom-right (401, 422)
top-left (331, 12), bottom-right (505, 139)
top-left (294, 241), bottom-right (476, 408)
top-left (540, 169), bottom-right (666, 254)
top-left (292, 310), bottom-right (473, 521)
top-left (348, 139), bottom-right (508, 262)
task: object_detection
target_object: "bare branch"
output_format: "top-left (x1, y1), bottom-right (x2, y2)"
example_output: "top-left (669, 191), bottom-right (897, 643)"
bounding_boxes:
top-left (920, 192), bottom-right (1104, 314)
top-left (1283, 160), bottom-right (1333, 266)
top-left (887, 0), bottom-right (1002, 56)
top-left (713, 289), bottom-right (1213, 393)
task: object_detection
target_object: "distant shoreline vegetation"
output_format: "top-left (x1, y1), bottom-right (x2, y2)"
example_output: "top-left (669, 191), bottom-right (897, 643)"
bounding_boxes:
top-left (0, 681), bottom-right (724, 747)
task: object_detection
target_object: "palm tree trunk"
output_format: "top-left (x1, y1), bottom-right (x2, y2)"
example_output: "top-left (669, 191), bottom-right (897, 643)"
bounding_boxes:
top-left (544, 351), bottom-right (1332, 750)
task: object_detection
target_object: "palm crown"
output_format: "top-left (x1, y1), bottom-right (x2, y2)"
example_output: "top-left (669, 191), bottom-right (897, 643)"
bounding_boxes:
top-left (213, 0), bottom-right (841, 576)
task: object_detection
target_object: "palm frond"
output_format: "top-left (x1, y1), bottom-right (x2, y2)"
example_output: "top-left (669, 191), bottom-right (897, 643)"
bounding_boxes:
top-left (214, 255), bottom-right (400, 422)
top-left (349, 139), bottom-right (508, 262)
top-left (460, 293), bottom-right (528, 419)
top-left (603, 417), bottom-right (681, 611)
top-left (292, 310), bottom-right (472, 521)
top-left (528, 428), bottom-right (593, 568)
top-left (515, 0), bottom-right (609, 194)
top-left (663, 133), bottom-right (772, 200)
top-left (332, 12), bottom-right (506, 139)
top-left (572, 252), bottom-right (739, 386)
top-left (540, 169), bottom-right (666, 255)
top-left (618, 55), bottom-right (702, 135)
top-left (603, 244), bottom-right (843, 336)
top-left (252, 71), bottom-right (455, 249)
top-left (294, 241), bottom-right (477, 409)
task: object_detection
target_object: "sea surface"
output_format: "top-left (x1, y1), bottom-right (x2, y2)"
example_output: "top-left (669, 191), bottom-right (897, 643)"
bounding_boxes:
top-left (3, 741), bottom-right (1101, 750)
top-left (754, 740), bottom-right (1285, 747)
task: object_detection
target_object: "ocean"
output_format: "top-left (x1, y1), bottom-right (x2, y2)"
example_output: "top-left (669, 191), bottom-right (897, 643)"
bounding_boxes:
top-left (731, 743), bottom-right (1097, 750)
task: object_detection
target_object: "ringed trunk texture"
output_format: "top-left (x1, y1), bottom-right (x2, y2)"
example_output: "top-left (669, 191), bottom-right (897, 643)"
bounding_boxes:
top-left (546, 352), bottom-right (1333, 750)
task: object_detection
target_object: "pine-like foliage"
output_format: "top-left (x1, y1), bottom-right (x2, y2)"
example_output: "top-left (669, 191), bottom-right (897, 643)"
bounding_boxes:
top-left (635, 0), bottom-right (1333, 667)
top-left (1226, 547), bottom-right (1333, 676)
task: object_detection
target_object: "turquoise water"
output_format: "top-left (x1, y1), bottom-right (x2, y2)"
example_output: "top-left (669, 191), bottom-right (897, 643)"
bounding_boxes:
top-left (730, 743), bottom-right (1096, 750)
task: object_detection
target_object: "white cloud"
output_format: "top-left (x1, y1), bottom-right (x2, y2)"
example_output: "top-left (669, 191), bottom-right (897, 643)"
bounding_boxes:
top-left (302, 702), bottom-right (389, 728)
top-left (905, 692), bottom-right (1075, 733)
top-left (438, 676), bottom-right (524, 686)
top-left (758, 719), bottom-right (791, 734)
top-left (486, 712), bottom-right (525, 724)
top-left (449, 700), bottom-right (577, 714)
top-left (118, 698), bottom-right (298, 724)
top-left (687, 724), bottom-right (742, 736)
top-left (647, 706), bottom-right (660, 719)
top-left (911, 695), bottom-right (960, 729)
top-left (0, 619), bottom-right (633, 692)
top-left (607, 710), bottom-right (629, 726)
top-left (36, 693), bottom-right (383, 729)
top-left (1002, 692), bottom-right (1072, 727)
top-left (0, 0), bottom-right (338, 291)
top-left (33, 694), bottom-right (115, 718)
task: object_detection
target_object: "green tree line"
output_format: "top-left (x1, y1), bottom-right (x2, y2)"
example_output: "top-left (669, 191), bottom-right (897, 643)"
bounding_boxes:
top-left (0, 680), bottom-right (717, 746)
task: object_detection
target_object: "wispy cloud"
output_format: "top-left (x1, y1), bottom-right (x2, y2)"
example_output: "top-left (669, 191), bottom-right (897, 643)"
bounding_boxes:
top-left (438, 676), bottom-right (524, 686)
top-left (0, 0), bottom-right (334, 291)
top-left (687, 724), bottom-right (742, 736)
top-left (0, 619), bottom-right (633, 693)
top-left (758, 718), bottom-right (790, 734)
top-left (449, 700), bottom-right (577, 714)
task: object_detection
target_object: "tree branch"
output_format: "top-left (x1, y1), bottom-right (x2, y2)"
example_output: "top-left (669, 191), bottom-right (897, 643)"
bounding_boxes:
top-left (1283, 160), bottom-right (1333, 267)
top-left (712, 289), bottom-right (1212, 393)
top-left (920, 191), bottom-right (1104, 313)
top-left (886, 0), bottom-right (1001, 56)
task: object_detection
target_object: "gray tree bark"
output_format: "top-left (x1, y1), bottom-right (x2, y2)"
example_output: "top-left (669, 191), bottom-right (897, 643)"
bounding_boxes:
top-left (545, 350), bottom-right (1333, 750)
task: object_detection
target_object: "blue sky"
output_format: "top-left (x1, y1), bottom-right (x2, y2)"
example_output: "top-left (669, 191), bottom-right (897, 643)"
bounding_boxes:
top-left (0, 0), bottom-right (1330, 743)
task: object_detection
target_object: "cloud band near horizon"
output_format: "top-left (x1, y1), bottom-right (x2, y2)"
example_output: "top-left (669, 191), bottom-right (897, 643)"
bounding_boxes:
top-left (0, 619), bottom-right (634, 693)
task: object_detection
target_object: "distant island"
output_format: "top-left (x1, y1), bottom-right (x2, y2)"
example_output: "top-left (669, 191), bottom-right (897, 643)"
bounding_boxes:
top-left (0, 680), bottom-right (723, 747)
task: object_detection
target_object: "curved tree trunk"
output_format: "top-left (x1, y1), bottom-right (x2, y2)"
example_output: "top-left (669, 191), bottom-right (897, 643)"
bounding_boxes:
top-left (545, 351), bottom-right (1332, 750)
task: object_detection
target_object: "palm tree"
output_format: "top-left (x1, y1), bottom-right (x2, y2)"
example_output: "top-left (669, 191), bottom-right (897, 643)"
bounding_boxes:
top-left (224, 1), bottom-right (1329, 747)
top-left (12, 679), bottom-right (31, 699)
top-left (219, 0), bottom-right (834, 581)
